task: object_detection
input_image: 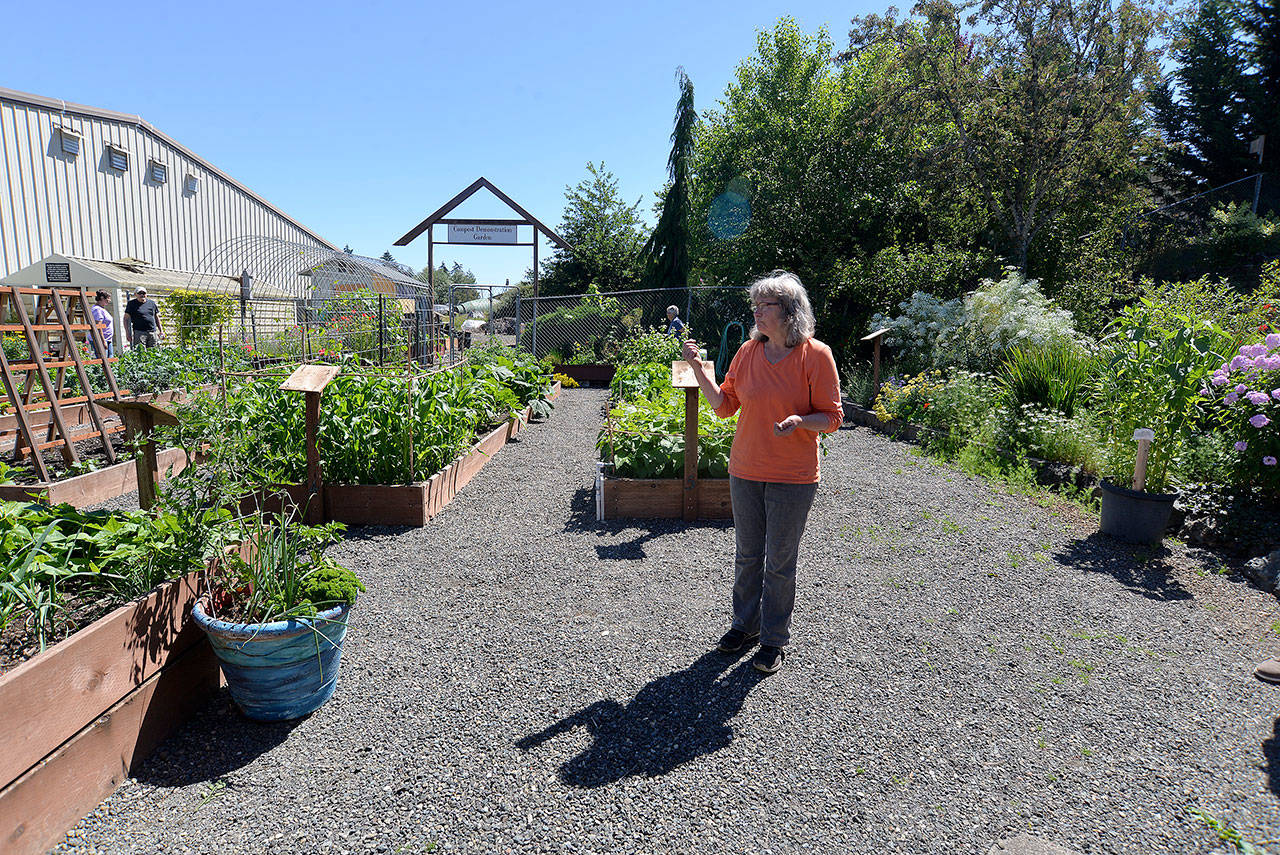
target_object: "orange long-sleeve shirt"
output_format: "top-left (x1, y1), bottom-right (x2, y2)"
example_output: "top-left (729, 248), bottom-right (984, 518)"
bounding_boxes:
top-left (713, 337), bottom-right (842, 484)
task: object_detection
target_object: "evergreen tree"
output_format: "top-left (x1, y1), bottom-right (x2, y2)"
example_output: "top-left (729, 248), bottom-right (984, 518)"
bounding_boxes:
top-left (380, 251), bottom-right (396, 263)
top-left (342, 244), bottom-right (354, 254)
top-left (641, 69), bottom-right (696, 292)
top-left (1243, 0), bottom-right (1280, 172)
top-left (1151, 0), bottom-right (1255, 191)
top-left (537, 162), bottom-right (647, 296)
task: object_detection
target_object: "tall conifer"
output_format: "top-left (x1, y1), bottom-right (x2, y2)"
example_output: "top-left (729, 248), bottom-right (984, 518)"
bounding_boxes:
top-left (641, 69), bottom-right (696, 293)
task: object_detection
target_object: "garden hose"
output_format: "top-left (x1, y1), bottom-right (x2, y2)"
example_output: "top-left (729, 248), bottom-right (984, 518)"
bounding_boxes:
top-left (717, 321), bottom-right (746, 377)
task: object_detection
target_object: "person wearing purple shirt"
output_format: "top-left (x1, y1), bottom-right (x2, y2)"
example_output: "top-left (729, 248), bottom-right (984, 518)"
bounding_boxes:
top-left (90, 290), bottom-right (114, 358)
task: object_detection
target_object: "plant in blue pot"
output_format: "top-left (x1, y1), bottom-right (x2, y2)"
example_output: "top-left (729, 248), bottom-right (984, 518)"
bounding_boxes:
top-left (193, 510), bottom-right (363, 721)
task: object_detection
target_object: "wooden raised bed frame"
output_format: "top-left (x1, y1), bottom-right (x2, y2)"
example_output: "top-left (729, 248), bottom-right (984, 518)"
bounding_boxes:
top-left (0, 567), bottom-right (223, 855)
top-left (257, 386), bottom-right (559, 527)
top-left (0, 386), bottom-right (213, 508)
top-left (602, 477), bottom-right (732, 520)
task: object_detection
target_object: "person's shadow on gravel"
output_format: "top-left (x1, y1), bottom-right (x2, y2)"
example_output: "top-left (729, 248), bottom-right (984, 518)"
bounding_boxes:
top-left (1261, 718), bottom-right (1280, 795)
top-left (516, 650), bottom-right (765, 787)
top-left (1054, 533), bottom-right (1191, 601)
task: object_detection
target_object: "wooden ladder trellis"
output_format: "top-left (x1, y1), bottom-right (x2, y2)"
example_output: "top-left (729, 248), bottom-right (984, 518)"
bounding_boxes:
top-left (0, 285), bottom-right (123, 483)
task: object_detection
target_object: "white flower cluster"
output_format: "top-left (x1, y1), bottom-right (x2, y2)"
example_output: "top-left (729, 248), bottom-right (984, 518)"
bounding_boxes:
top-left (869, 269), bottom-right (1083, 370)
top-left (869, 291), bottom-right (963, 370)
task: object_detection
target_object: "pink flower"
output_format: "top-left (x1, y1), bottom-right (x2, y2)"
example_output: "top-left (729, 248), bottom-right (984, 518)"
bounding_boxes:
top-left (1265, 457), bottom-right (1278, 466)
top-left (1235, 440), bottom-right (1249, 451)
top-left (1248, 391), bottom-right (1271, 406)
top-left (1251, 414), bottom-right (1272, 428)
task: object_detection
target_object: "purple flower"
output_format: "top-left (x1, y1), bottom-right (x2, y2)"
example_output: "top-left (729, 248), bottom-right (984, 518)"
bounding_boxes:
top-left (1224, 392), bottom-right (1239, 404)
top-left (1252, 414), bottom-right (1272, 428)
top-left (1249, 344), bottom-right (1270, 358)
top-left (1273, 389), bottom-right (1280, 401)
top-left (1231, 355), bottom-right (1247, 370)
top-left (1248, 391), bottom-right (1271, 406)
top-left (1266, 457), bottom-right (1278, 466)
top-left (1235, 440), bottom-right (1249, 451)
top-left (1237, 383), bottom-right (1249, 394)
top-left (1267, 333), bottom-right (1280, 349)
top-left (1212, 373), bottom-right (1229, 386)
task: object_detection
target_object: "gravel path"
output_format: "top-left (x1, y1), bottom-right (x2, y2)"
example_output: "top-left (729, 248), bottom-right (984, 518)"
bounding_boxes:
top-left (56, 388), bottom-right (1280, 855)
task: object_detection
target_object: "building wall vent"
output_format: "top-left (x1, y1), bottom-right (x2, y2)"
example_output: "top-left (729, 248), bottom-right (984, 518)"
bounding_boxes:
top-left (149, 160), bottom-right (167, 183)
top-left (106, 144), bottom-right (129, 172)
top-left (184, 173), bottom-right (199, 194)
top-left (57, 126), bottom-right (80, 156)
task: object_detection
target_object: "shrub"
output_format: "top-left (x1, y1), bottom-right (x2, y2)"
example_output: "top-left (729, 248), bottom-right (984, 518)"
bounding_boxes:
top-left (163, 289), bottom-right (235, 347)
top-left (869, 270), bottom-right (1084, 374)
top-left (999, 343), bottom-right (1096, 417)
top-left (1203, 334), bottom-right (1280, 493)
top-left (614, 325), bottom-right (682, 365)
top-left (1204, 202), bottom-right (1280, 264)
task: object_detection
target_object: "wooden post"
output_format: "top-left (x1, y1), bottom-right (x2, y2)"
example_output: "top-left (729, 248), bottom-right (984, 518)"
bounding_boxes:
top-left (684, 386), bottom-right (699, 522)
top-left (97, 402), bottom-right (179, 510)
top-left (671, 359), bottom-right (712, 522)
top-left (1132, 428), bottom-right (1154, 492)
top-left (304, 390), bottom-right (322, 523)
top-left (280, 365), bottom-right (341, 525)
top-left (861, 328), bottom-right (889, 401)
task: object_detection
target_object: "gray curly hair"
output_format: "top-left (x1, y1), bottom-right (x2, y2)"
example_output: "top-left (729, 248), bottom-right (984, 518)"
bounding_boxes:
top-left (749, 270), bottom-right (815, 348)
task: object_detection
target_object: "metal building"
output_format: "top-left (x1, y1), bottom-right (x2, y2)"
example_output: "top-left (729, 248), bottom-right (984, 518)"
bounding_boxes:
top-left (0, 85), bottom-right (335, 281)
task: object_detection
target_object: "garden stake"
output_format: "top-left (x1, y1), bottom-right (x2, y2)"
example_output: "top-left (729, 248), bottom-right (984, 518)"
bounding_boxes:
top-left (1132, 428), bottom-right (1155, 491)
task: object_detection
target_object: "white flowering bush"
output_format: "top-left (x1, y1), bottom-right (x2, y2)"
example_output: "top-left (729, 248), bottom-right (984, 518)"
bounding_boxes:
top-left (870, 269), bottom-right (1084, 373)
top-left (868, 291), bottom-right (963, 374)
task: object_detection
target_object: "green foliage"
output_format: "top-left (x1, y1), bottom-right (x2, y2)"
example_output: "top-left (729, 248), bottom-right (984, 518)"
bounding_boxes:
top-left (163, 289), bottom-right (235, 347)
top-left (1090, 298), bottom-right (1233, 492)
top-left (214, 510), bottom-right (357, 624)
top-left (162, 347), bottom-right (553, 487)
top-left (538, 163), bottom-right (647, 296)
top-left (416, 261), bottom-right (479, 304)
top-left (599, 389), bottom-right (736, 479)
top-left (0, 499), bottom-right (235, 651)
top-left (850, 0), bottom-right (1160, 268)
top-left (641, 69), bottom-right (695, 291)
top-left (614, 326), bottom-right (682, 366)
top-left (518, 284), bottom-right (630, 361)
top-left (1204, 203), bottom-right (1280, 264)
top-left (610, 362), bottom-right (673, 403)
top-left (999, 344), bottom-right (1097, 418)
top-left (2, 333), bottom-right (27, 362)
top-left (1150, 0), bottom-right (1257, 193)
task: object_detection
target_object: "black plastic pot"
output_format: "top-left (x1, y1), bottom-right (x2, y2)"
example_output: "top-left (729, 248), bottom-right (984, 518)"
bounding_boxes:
top-left (1098, 479), bottom-right (1178, 545)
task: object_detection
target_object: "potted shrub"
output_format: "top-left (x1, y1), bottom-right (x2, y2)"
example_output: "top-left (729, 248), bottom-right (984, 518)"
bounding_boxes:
top-left (1093, 299), bottom-right (1230, 545)
top-left (192, 509), bottom-right (363, 721)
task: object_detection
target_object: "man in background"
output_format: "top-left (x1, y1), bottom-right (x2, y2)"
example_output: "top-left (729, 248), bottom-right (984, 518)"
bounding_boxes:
top-left (124, 287), bottom-right (162, 349)
top-left (665, 305), bottom-right (685, 338)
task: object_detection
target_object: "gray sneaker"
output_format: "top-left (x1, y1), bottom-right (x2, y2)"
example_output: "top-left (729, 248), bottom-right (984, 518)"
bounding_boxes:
top-left (716, 628), bottom-right (759, 653)
top-left (752, 645), bottom-right (785, 674)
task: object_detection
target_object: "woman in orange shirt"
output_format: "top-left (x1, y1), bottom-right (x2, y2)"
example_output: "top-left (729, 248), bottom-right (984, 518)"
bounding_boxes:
top-left (682, 271), bottom-right (842, 674)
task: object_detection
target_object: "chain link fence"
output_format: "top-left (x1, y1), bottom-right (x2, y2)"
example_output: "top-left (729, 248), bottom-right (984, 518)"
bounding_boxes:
top-left (514, 285), bottom-right (754, 371)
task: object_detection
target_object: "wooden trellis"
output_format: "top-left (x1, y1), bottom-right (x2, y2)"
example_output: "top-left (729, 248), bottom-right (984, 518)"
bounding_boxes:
top-left (0, 285), bottom-right (123, 482)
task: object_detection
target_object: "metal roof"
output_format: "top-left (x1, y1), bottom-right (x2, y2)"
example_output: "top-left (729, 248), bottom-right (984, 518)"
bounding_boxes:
top-left (0, 86), bottom-right (337, 252)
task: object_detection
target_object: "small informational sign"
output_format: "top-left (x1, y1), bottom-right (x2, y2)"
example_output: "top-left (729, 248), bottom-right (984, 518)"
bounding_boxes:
top-left (44, 263), bottom-right (71, 283)
top-left (447, 223), bottom-right (518, 244)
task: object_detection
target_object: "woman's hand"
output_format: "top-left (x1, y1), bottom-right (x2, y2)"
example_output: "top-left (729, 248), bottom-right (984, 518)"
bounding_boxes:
top-left (773, 414), bottom-right (804, 436)
top-left (681, 339), bottom-right (701, 364)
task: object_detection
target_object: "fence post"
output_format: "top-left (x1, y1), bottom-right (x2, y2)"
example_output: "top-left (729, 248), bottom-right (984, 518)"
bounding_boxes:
top-left (378, 295), bottom-right (385, 365)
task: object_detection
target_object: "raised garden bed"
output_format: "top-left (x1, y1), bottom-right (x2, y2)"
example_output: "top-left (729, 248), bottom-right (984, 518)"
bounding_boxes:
top-left (601, 476), bottom-right (732, 520)
top-left (0, 565), bottom-right (224, 855)
top-left (0, 446), bottom-right (192, 507)
top-left (552, 363), bottom-right (615, 387)
top-left (249, 383), bottom-right (560, 527)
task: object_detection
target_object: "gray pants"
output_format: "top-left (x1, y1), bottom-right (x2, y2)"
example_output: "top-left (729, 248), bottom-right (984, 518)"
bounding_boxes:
top-left (728, 475), bottom-right (818, 648)
top-left (133, 330), bottom-right (158, 349)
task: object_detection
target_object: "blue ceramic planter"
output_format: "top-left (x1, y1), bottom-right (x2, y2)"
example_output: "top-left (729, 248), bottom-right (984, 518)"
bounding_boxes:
top-left (192, 601), bottom-right (352, 721)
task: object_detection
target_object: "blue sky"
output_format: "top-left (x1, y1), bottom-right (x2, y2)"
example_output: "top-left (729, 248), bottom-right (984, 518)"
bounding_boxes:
top-left (1, 0), bottom-right (874, 286)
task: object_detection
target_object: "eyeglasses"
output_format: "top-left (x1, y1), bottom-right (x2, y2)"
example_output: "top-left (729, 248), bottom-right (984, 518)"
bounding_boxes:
top-left (750, 301), bottom-right (781, 313)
